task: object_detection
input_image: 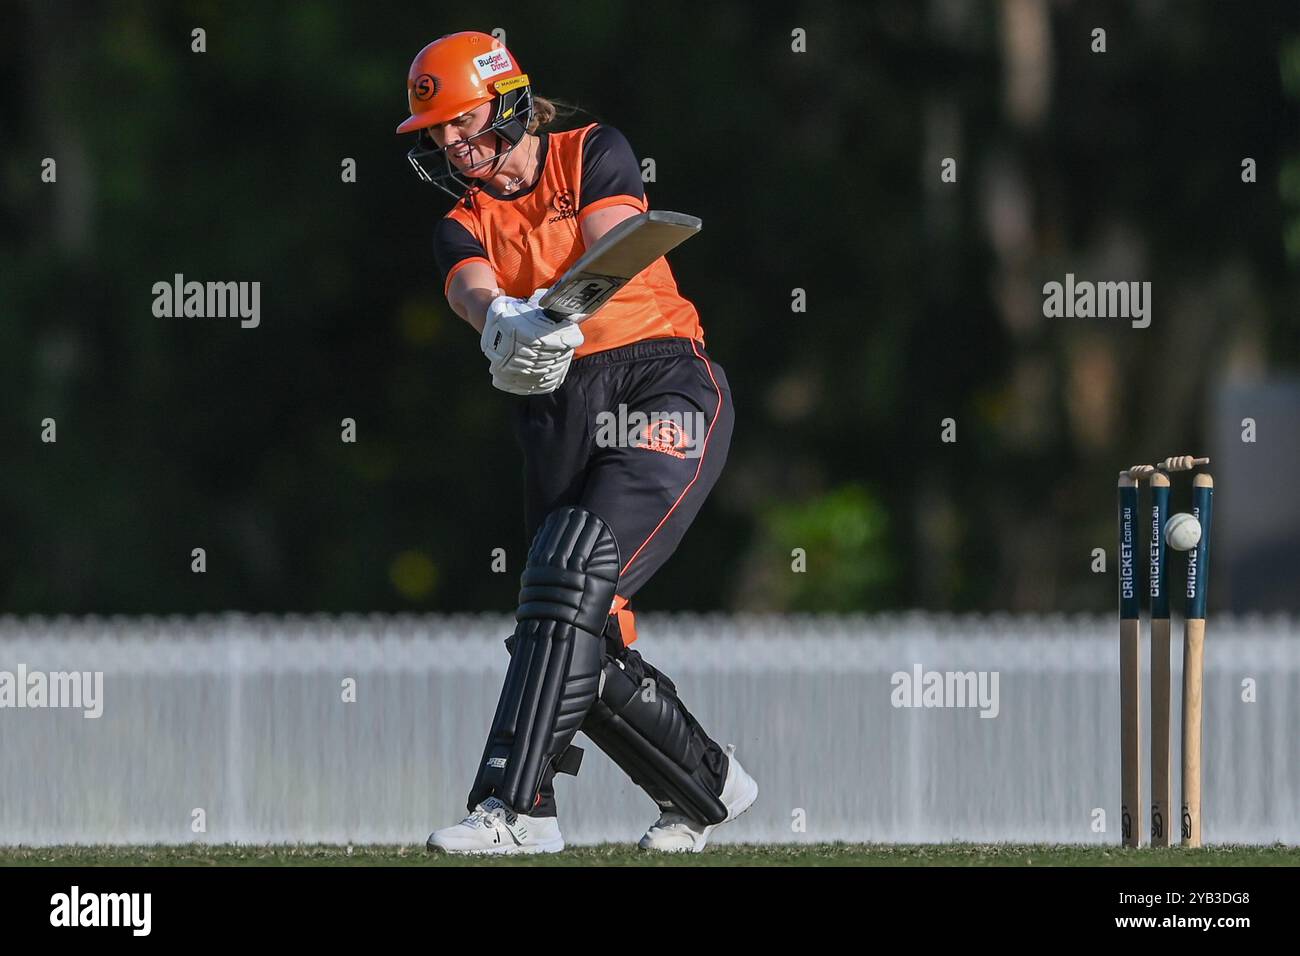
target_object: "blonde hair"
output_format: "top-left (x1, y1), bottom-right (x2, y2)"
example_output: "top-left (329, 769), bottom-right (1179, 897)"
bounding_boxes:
top-left (528, 95), bottom-right (594, 133)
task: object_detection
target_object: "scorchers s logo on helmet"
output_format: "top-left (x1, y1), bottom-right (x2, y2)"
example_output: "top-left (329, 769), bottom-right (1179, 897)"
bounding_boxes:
top-left (412, 73), bottom-right (440, 101)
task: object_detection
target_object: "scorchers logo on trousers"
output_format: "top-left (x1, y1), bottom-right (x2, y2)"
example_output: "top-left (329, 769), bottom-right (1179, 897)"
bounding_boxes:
top-left (594, 405), bottom-right (707, 459)
top-left (635, 420), bottom-right (691, 459)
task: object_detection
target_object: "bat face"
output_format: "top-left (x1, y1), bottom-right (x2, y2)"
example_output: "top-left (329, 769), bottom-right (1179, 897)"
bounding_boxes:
top-left (540, 210), bottom-right (701, 323)
top-left (544, 274), bottom-right (628, 317)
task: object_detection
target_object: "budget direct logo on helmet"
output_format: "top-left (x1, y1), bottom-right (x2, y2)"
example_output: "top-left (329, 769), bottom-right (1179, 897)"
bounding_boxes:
top-left (474, 49), bottom-right (513, 79)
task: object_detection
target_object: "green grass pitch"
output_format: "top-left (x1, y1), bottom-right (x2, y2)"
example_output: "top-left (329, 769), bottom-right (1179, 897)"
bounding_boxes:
top-left (1, 843), bottom-right (1297, 866)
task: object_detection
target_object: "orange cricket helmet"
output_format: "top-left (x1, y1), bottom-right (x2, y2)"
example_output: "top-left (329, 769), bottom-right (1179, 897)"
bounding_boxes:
top-left (396, 32), bottom-right (535, 200)
top-left (396, 31), bottom-right (529, 134)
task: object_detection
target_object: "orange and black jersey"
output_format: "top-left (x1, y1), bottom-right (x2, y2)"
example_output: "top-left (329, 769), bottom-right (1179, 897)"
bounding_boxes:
top-left (433, 123), bottom-right (704, 358)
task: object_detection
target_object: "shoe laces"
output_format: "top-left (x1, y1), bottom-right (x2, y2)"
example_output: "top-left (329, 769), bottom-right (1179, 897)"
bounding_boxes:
top-left (652, 811), bottom-right (701, 832)
top-left (465, 797), bottom-right (517, 830)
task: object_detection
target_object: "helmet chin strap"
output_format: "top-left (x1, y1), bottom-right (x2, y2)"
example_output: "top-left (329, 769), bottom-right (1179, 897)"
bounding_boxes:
top-left (488, 132), bottom-right (511, 177)
top-left (489, 131), bottom-right (531, 191)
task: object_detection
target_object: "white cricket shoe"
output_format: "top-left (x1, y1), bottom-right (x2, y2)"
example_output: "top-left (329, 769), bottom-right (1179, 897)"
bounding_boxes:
top-left (638, 744), bottom-right (758, 853)
top-left (426, 797), bottom-right (564, 855)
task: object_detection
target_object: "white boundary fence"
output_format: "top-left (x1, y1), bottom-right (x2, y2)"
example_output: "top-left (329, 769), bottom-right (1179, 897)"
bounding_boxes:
top-left (1, 613), bottom-right (1297, 846)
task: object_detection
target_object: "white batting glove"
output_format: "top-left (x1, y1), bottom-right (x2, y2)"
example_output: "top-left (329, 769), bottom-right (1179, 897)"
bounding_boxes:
top-left (481, 292), bottom-right (583, 377)
top-left (490, 357), bottom-right (574, 395)
top-left (490, 343), bottom-right (579, 395)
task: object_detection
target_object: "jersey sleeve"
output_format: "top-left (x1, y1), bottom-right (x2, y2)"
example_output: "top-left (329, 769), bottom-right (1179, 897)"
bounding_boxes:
top-left (433, 216), bottom-right (492, 291)
top-left (579, 124), bottom-right (647, 215)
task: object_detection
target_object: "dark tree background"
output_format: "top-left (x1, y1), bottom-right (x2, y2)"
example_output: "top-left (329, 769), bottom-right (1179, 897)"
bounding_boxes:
top-left (2, 1), bottom-right (1297, 615)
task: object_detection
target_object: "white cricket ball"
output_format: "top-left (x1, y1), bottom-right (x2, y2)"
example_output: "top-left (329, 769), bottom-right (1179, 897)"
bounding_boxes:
top-left (1164, 512), bottom-right (1202, 551)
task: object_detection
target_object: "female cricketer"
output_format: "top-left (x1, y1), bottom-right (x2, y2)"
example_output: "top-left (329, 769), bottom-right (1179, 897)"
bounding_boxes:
top-left (397, 32), bottom-right (756, 854)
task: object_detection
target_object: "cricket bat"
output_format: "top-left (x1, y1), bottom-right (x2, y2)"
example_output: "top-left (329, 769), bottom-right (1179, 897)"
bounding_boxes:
top-left (539, 210), bottom-right (701, 323)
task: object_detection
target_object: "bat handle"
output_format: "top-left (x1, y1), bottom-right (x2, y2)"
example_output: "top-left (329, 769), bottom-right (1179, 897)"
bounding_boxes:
top-left (536, 286), bottom-right (565, 324)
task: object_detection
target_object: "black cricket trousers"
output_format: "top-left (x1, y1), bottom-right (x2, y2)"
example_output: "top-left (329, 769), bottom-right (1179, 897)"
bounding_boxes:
top-left (512, 336), bottom-right (734, 816)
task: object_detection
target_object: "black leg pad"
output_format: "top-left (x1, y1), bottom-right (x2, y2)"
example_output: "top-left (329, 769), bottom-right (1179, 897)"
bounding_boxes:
top-left (467, 507), bottom-right (620, 813)
top-left (582, 647), bottom-right (728, 825)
